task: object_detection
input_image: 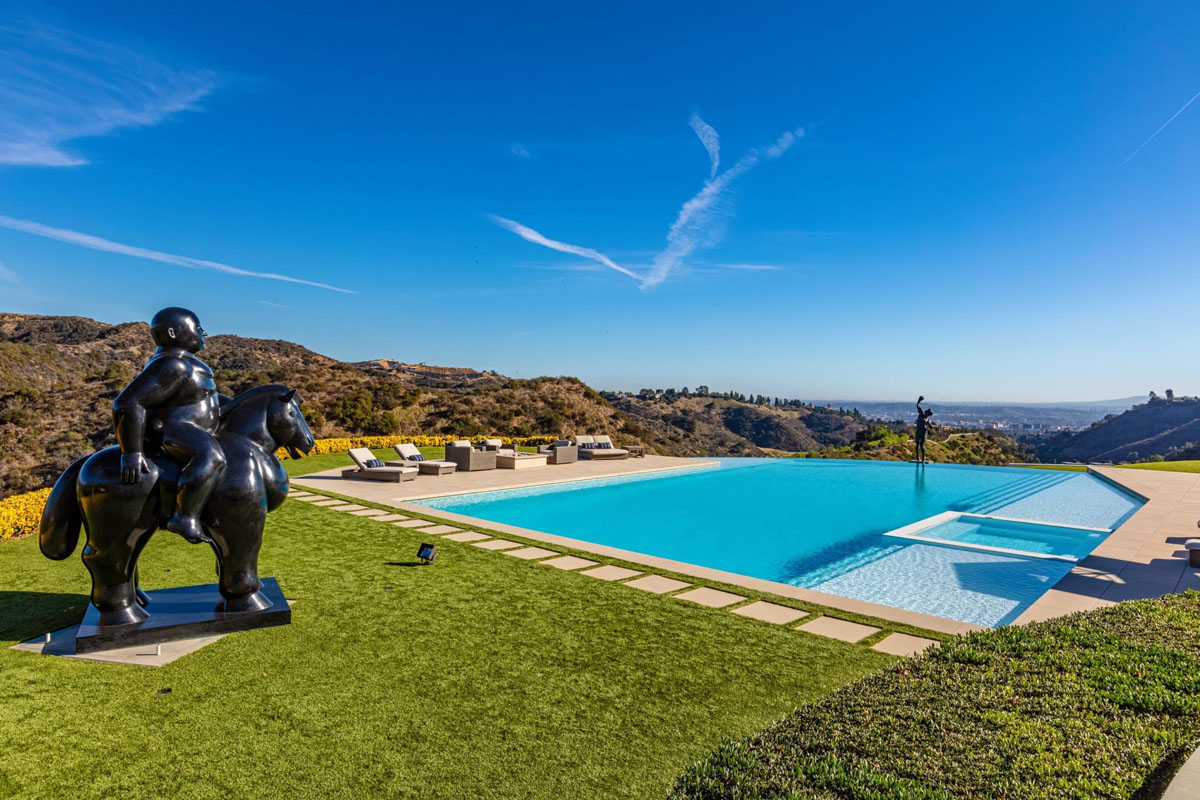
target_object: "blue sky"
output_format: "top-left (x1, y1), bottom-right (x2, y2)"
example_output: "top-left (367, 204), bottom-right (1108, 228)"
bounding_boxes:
top-left (1, 2), bottom-right (1197, 401)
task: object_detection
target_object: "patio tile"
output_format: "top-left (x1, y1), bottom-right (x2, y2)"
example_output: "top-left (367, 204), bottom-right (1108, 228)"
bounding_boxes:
top-left (674, 587), bottom-right (746, 608)
top-left (579, 565), bottom-right (643, 581)
top-left (539, 555), bottom-right (598, 571)
top-left (288, 491), bottom-right (314, 498)
top-left (796, 616), bottom-right (880, 643)
top-left (473, 539), bottom-right (522, 550)
top-left (421, 525), bottom-right (463, 535)
top-left (871, 633), bottom-right (940, 657)
top-left (371, 514), bottom-right (410, 522)
top-left (350, 508), bottom-right (387, 516)
top-left (730, 601), bottom-right (808, 625)
top-left (503, 546), bottom-right (558, 560)
top-left (393, 519), bottom-right (435, 528)
top-left (292, 495), bottom-right (327, 502)
top-left (624, 575), bottom-right (692, 594)
top-left (441, 531), bottom-right (491, 542)
top-left (311, 499), bottom-right (347, 507)
top-left (331, 504), bottom-right (366, 512)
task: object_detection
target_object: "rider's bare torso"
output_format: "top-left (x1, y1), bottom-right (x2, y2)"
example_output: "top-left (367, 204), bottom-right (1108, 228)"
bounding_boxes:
top-left (142, 351), bottom-right (221, 442)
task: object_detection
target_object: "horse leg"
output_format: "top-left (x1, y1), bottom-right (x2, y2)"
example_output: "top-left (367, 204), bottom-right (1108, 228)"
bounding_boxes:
top-left (131, 546), bottom-right (152, 607)
top-left (213, 513), bottom-right (271, 613)
top-left (82, 523), bottom-right (151, 627)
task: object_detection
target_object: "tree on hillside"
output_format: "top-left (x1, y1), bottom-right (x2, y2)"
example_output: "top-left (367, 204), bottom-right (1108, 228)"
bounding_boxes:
top-left (1166, 389), bottom-right (1175, 401)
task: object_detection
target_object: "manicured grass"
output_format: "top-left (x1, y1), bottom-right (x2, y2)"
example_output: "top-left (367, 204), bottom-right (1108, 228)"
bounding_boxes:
top-left (0, 494), bottom-right (895, 799)
top-left (670, 592), bottom-right (1200, 800)
top-left (1119, 460), bottom-right (1200, 474)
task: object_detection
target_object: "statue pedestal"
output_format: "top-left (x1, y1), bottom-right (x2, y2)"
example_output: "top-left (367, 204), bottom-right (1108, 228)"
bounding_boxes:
top-left (74, 578), bottom-right (291, 654)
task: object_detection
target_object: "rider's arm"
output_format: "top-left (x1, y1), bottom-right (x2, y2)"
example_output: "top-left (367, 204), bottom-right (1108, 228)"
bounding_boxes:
top-left (112, 358), bottom-right (187, 455)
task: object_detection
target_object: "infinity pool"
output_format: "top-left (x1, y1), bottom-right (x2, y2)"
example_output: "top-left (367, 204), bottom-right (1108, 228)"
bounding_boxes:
top-left (417, 459), bottom-right (1142, 626)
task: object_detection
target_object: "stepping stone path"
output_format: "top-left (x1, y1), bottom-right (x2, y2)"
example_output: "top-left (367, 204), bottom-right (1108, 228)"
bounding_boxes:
top-left (503, 546), bottom-right (557, 560)
top-left (674, 587), bottom-right (746, 608)
top-left (473, 539), bottom-right (523, 551)
top-left (731, 601), bottom-right (808, 625)
top-left (441, 531), bottom-right (491, 543)
top-left (293, 496), bottom-right (327, 502)
top-left (288, 491), bottom-right (314, 498)
top-left (393, 519), bottom-right (434, 528)
top-left (539, 556), bottom-right (598, 571)
top-left (350, 509), bottom-right (387, 516)
top-left (421, 525), bottom-right (462, 535)
top-left (372, 514), bottom-right (409, 522)
top-left (624, 575), bottom-right (691, 594)
top-left (311, 499), bottom-right (346, 507)
top-left (796, 616), bottom-right (881, 643)
top-left (332, 504), bottom-right (366, 512)
top-left (870, 632), bottom-right (940, 657)
top-left (579, 565), bottom-right (642, 581)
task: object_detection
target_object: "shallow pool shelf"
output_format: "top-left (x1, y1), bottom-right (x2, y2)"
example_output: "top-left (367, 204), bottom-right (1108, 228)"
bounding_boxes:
top-left (882, 512), bottom-right (1110, 562)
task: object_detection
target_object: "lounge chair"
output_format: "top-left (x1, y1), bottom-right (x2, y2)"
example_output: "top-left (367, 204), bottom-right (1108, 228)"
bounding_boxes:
top-left (574, 434), bottom-right (630, 460)
top-left (341, 447), bottom-right (418, 482)
top-left (388, 443), bottom-right (457, 476)
top-left (537, 440), bottom-right (578, 464)
top-left (480, 438), bottom-right (506, 452)
top-left (444, 440), bottom-right (498, 471)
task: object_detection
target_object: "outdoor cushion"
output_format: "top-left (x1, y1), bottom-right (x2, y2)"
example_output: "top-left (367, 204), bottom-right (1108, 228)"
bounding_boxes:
top-left (450, 440), bottom-right (471, 448)
top-left (365, 458), bottom-right (383, 468)
top-left (574, 435), bottom-right (594, 445)
top-left (410, 454), bottom-right (425, 461)
top-left (484, 438), bottom-right (503, 447)
top-left (597, 442), bottom-right (612, 449)
top-left (554, 440), bottom-right (570, 448)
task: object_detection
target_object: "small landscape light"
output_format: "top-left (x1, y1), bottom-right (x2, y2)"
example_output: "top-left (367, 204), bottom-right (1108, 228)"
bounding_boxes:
top-left (417, 543), bottom-right (437, 565)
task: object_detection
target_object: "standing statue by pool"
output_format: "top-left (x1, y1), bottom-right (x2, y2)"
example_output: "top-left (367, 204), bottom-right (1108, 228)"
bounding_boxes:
top-left (37, 307), bottom-right (315, 652)
top-left (915, 395), bottom-right (935, 464)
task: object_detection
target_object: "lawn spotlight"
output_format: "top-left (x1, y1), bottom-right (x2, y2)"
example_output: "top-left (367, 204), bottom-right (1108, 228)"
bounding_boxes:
top-left (417, 543), bottom-right (438, 565)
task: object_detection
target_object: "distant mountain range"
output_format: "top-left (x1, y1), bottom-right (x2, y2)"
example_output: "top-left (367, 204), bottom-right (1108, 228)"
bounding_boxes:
top-left (1037, 397), bottom-right (1200, 463)
top-left (819, 397), bottom-right (1148, 432)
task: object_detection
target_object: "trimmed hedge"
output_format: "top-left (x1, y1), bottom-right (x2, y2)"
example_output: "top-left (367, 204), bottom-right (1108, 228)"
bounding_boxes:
top-left (0, 488), bottom-right (50, 541)
top-left (669, 591), bottom-right (1200, 800)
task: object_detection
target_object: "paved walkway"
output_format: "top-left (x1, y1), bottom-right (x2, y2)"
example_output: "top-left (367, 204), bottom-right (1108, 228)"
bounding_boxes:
top-left (1013, 466), bottom-right (1200, 624)
top-left (293, 454), bottom-right (716, 502)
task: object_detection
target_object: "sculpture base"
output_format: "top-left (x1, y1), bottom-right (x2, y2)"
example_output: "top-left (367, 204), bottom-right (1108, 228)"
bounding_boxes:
top-left (74, 578), bottom-right (290, 654)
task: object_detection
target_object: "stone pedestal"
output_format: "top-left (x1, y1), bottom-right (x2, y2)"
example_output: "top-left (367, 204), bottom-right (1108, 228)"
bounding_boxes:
top-left (73, 578), bottom-right (290, 654)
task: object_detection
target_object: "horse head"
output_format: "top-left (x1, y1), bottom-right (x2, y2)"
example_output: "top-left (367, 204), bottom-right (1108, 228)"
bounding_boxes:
top-left (219, 385), bottom-right (316, 459)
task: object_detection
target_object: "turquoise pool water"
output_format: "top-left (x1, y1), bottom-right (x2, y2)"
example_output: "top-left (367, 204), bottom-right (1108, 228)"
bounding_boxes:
top-left (417, 459), bottom-right (1142, 626)
top-left (896, 515), bottom-right (1109, 560)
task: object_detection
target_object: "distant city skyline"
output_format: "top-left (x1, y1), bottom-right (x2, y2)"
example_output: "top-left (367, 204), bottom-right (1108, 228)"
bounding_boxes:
top-left (2, 3), bottom-right (1198, 401)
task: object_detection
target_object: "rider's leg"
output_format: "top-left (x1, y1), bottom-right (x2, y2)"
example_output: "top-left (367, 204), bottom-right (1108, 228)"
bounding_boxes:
top-left (161, 423), bottom-right (226, 543)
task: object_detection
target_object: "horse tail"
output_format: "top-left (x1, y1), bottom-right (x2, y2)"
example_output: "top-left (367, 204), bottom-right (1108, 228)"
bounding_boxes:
top-left (39, 456), bottom-right (86, 561)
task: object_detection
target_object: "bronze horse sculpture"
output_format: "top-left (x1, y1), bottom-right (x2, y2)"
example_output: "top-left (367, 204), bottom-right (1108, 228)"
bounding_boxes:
top-left (39, 384), bottom-right (315, 628)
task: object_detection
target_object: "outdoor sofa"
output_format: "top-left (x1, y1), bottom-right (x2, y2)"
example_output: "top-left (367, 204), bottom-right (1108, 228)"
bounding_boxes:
top-left (388, 443), bottom-right (457, 476)
top-left (444, 440), bottom-right (498, 471)
top-left (342, 447), bottom-right (418, 482)
top-left (573, 434), bottom-right (630, 460)
top-left (537, 440), bottom-right (578, 464)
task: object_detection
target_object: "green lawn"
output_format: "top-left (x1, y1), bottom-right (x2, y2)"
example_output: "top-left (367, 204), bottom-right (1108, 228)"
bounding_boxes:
top-left (0, 470), bottom-right (898, 799)
top-left (1118, 460), bottom-right (1200, 474)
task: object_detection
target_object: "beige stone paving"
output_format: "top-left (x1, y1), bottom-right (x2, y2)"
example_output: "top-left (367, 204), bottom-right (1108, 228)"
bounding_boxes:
top-left (675, 587), bottom-right (746, 608)
top-left (503, 546), bottom-right (558, 560)
top-left (421, 525), bottom-right (463, 535)
top-left (871, 632), bottom-right (940, 657)
top-left (293, 454), bottom-right (715, 503)
top-left (623, 575), bottom-right (692, 594)
top-left (331, 504), bottom-right (366, 512)
top-left (731, 601), bottom-right (808, 625)
top-left (311, 499), bottom-right (347, 507)
top-left (539, 555), bottom-right (598, 571)
top-left (292, 495), bottom-right (326, 502)
top-left (288, 491), bottom-right (314, 497)
top-left (441, 531), bottom-right (491, 542)
top-left (350, 508), bottom-right (386, 516)
top-left (797, 616), bottom-right (881, 643)
top-left (372, 514), bottom-right (410, 522)
top-left (1014, 467), bottom-right (1200, 624)
top-left (474, 539), bottom-right (522, 551)
top-left (579, 565), bottom-right (643, 581)
top-left (393, 519), bottom-right (435, 528)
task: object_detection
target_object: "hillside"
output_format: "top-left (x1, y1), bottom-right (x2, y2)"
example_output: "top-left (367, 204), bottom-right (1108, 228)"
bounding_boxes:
top-left (0, 313), bottom-right (872, 498)
top-left (1037, 396), bottom-right (1200, 463)
top-left (793, 424), bottom-right (1032, 465)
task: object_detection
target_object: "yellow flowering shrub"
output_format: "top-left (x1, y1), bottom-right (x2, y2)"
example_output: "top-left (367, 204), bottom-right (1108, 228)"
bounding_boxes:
top-left (0, 488), bottom-right (51, 542)
top-left (276, 434), bottom-right (560, 460)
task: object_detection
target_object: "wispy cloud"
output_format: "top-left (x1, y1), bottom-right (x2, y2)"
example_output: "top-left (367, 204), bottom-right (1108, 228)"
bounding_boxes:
top-left (1119, 90), bottom-right (1200, 168)
top-left (714, 263), bottom-right (781, 271)
top-left (487, 214), bottom-right (640, 280)
top-left (257, 300), bottom-right (292, 308)
top-left (491, 117), bottom-right (804, 290)
top-left (0, 18), bottom-right (216, 167)
top-left (0, 261), bottom-right (16, 282)
top-left (0, 215), bottom-right (354, 293)
top-left (689, 112), bottom-right (720, 179)
top-left (643, 126), bottom-right (804, 289)
top-left (509, 143), bottom-right (531, 160)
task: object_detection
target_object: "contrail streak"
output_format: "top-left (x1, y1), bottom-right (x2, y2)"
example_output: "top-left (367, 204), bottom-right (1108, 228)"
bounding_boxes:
top-left (1119, 90), bottom-right (1200, 168)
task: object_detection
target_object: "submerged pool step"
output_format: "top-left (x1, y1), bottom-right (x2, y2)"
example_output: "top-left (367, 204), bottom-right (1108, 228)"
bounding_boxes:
top-left (881, 512), bottom-right (1109, 563)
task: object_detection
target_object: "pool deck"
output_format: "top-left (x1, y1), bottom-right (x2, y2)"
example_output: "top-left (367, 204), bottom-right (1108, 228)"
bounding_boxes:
top-left (1012, 466), bottom-right (1200, 624)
